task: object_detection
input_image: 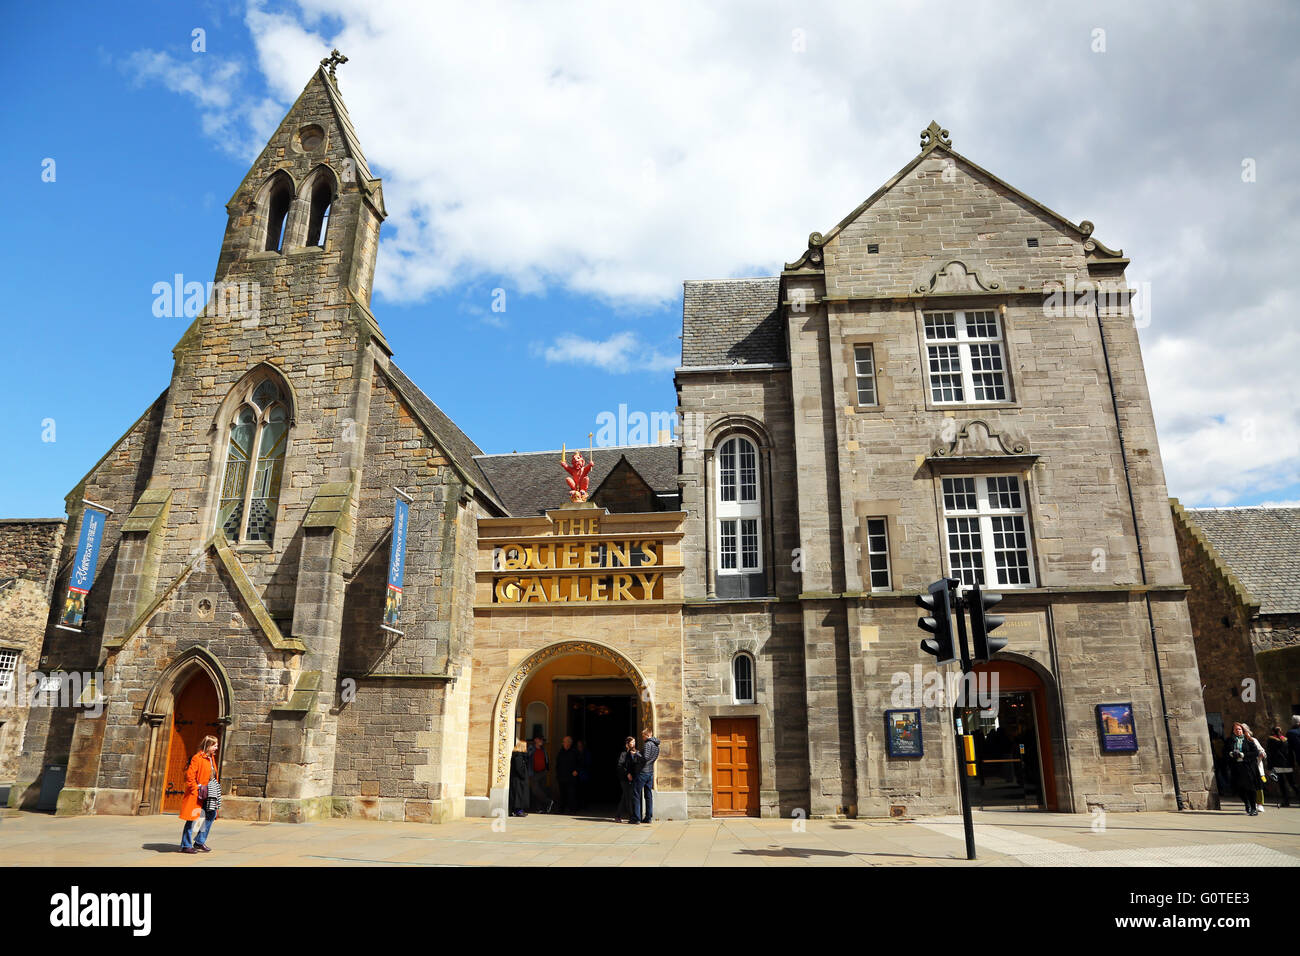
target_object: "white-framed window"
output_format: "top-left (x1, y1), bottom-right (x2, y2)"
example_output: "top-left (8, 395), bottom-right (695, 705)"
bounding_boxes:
top-left (854, 344), bottom-right (878, 406)
top-left (923, 310), bottom-right (1009, 404)
top-left (865, 518), bottom-right (891, 591)
top-left (717, 435), bottom-right (762, 573)
top-left (0, 648), bottom-right (18, 692)
top-left (732, 652), bottom-right (755, 703)
top-left (940, 475), bottom-right (1035, 587)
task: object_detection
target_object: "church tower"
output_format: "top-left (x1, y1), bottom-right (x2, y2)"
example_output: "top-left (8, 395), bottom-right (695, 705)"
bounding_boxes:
top-left (15, 57), bottom-right (500, 824)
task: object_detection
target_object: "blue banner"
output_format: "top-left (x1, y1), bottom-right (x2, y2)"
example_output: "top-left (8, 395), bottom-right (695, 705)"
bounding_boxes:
top-left (60, 505), bottom-right (108, 630)
top-left (383, 496), bottom-right (409, 629)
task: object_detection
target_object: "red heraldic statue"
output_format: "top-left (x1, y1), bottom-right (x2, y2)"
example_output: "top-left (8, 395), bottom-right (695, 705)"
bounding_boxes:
top-left (560, 446), bottom-right (593, 502)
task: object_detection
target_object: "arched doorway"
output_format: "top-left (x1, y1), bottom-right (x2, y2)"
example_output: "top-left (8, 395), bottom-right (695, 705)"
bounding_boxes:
top-left (955, 659), bottom-right (1058, 811)
top-left (160, 673), bottom-right (222, 813)
top-left (139, 648), bottom-right (233, 815)
top-left (488, 640), bottom-right (652, 816)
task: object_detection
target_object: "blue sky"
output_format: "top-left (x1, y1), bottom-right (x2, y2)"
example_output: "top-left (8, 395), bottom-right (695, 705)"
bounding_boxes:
top-left (4, 1), bottom-right (1299, 517)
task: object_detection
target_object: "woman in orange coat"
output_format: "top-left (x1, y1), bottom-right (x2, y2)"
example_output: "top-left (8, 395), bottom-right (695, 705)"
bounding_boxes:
top-left (179, 734), bottom-right (220, 854)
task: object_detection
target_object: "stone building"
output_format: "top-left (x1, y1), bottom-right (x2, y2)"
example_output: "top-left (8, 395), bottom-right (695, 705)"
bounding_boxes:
top-left (1172, 503), bottom-right (1300, 739)
top-left (0, 519), bottom-right (66, 804)
top-left (6, 67), bottom-right (1213, 823)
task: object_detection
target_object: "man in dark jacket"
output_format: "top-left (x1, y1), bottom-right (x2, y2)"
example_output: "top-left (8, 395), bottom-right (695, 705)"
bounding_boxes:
top-left (1288, 716), bottom-right (1300, 767)
top-left (555, 736), bottom-right (580, 813)
top-left (527, 736), bottom-right (553, 812)
top-left (637, 728), bottom-right (661, 823)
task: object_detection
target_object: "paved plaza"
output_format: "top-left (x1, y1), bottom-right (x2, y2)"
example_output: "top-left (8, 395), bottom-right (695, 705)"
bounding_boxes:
top-left (3, 807), bottom-right (1299, 867)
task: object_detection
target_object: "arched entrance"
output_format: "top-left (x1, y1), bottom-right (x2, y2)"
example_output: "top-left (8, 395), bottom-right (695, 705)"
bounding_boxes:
top-left (955, 659), bottom-right (1059, 810)
top-left (160, 675), bottom-right (221, 813)
top-left (138, 648), bottom-right (233, 814)
top-left (488, 640), bottom-right (652, 816)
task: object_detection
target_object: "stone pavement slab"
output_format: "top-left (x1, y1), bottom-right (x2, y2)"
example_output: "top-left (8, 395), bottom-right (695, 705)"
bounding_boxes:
top-left (2, 807), bottom-right (1298, 867)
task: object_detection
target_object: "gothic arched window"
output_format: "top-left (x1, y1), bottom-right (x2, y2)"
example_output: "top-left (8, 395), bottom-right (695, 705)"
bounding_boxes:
top-left (218, 377), bottom-right (289, 543)
top-left (261, 173), bottom-right (293, 253)
top-left (305, 173), bottom-right (334, 248)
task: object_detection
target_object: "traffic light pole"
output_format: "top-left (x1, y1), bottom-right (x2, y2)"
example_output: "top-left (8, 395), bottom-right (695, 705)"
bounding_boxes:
top-left (952, 590), bottom-right (977, 861)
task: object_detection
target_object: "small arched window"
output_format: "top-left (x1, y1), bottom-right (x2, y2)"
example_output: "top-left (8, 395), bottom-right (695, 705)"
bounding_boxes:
top-left (305, 173), bottom-right (333, 248)
top-left (733, 652), bottom-right (755, 704)
top-left (218, 378), bottom-right (289, 543)
top-left (262, 175), bottom-right (293, 253)
top-left (716, 435), bottom-right (762, 575)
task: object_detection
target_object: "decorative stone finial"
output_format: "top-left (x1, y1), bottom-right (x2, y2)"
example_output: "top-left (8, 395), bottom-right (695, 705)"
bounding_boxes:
top-left (321, 48), bottom-right (348, 80)
top-left (920, 120), bottom-right (951, 152)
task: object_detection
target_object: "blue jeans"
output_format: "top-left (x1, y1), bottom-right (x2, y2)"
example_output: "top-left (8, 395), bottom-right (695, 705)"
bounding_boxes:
top-left (635, 771), bottom-right (654, 822)
top-left (181, 809), bottom-right (215, 848)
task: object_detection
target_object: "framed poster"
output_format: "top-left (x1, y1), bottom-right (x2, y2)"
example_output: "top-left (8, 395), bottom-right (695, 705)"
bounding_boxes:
top-left (885, 708), bottom-right (923, 757)
top-left (1097, 702), bottom-right (1138, 753)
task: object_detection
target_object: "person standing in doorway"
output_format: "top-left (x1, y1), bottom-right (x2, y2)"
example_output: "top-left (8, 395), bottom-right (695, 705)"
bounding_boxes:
top-left (1288, 716), bottom-right (1300, 774)
top-left (527, 735), bottom-right (553, 813)
top-left (637, 728), bottom-right (660, 823)
top-left (509, 739), bottom-right (530, 817)
top-left (1227, 723), bottom-right (1261, 816)
top-left (1242, 724), bottom-right (1267, 814)
top-left (616, 736), bottom-right (644, 824)
top-left (179, 735), bottom-right (220, 853)
top-left (575, 739), bottom-right (591, 811)
top-left (556, 735), bottom-right (580, 813)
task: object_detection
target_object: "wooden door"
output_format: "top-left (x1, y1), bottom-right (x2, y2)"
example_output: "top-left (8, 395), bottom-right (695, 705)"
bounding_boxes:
top-left (711, 717), bottom-right (759, 816)
top-left (160, 676), bottom-right (219, 813)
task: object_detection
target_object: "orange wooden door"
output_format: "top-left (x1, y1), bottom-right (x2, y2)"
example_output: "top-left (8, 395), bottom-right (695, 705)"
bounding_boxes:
top-left (711, 717), bottom-right (759, 816)
top-left (160, 677), bottom-right (219, 813)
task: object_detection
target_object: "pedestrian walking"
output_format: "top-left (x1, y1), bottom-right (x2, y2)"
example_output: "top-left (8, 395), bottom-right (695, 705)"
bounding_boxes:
top-left (1227, 723), bottom-right (1261, 816)
top-left (179, 734), bottom-right (221, 853)
top-left (509, 739), bottom-right (530, 816)
top-left (1266, 726), bottom-right (1299, 808)
top-left (615, 736), bottom-right (644, 824)
top-left (637, 728), bottom-right (661, 823)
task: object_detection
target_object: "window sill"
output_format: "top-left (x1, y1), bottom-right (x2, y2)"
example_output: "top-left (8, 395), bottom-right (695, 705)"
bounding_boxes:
top-left (285, 245), bottom-right (325, 257)
top-left (231, 542), bottom-right (274, 554)
top-left (924, 401), bottom-right (1021, 413)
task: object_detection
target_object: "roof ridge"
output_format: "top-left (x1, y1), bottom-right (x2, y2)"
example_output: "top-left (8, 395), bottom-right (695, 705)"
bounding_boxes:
top-left (684, 276), bottom-right (780, 285)
top-left (474, 444), bottom-right (676, 459)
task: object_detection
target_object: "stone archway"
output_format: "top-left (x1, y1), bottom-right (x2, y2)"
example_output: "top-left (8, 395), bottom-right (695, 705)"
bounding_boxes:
top-left (137, 647), bottom-right (235, 814)
top-left (487, 640), bottom-right (653, 811)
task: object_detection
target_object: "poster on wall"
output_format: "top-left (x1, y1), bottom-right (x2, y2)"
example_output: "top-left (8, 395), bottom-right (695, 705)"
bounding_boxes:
top-left (1096, 702), bottom-right (1139, 753)
top-left (885, 708), bottom-right (924, 757)
top-left (381, 490), bottom-right (412, 634)
top-left (57, 501), bottom-right (113, 632)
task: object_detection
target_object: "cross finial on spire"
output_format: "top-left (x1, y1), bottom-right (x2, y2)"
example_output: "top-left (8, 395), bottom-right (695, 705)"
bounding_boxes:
top-left (321, 48), bottom-right (348, 80)
top-left (920, 120), bottom-right (951, 152)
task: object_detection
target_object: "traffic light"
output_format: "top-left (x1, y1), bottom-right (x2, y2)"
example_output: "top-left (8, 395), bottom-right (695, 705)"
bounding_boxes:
top-left (969, 584), bottom-right (1006, 660)
top-left (917, 578), bottom-right (956, 663)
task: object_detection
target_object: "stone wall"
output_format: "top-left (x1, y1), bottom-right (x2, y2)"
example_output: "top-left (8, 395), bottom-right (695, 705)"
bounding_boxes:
top-left (0, 519), bottom-right (65, 791)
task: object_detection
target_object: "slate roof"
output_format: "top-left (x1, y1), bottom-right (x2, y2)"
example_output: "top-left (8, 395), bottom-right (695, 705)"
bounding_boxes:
top-left (681, 277), bottom-right (786, 368)
top-left (383, 363), bottom-right (506, 513)
top-left (474, 445), bottom-right (679, 517)
top-left (1183, 507), bottom-right (1300, 615)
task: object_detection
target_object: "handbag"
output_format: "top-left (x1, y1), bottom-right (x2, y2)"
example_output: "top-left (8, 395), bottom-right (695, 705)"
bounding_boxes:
top-left (202, 756), bottom-right (221, 812)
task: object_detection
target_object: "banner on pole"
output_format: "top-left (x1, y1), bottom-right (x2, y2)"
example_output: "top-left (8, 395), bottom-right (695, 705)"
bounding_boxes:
top-left (59, 504), bottom-right (110, 631)
top-left (382, 495), bottom-right (410, 632)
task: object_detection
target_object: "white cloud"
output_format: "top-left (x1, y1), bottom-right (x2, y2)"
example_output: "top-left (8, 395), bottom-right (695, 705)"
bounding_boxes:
top-left (129, 0), bottom-right (1300, 505)
top-left (538, 332), bottom-right (677, 373)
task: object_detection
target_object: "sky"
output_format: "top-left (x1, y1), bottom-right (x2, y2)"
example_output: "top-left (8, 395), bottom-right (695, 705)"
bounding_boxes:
top-left (3, 0), bottom-right (1298, 518)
